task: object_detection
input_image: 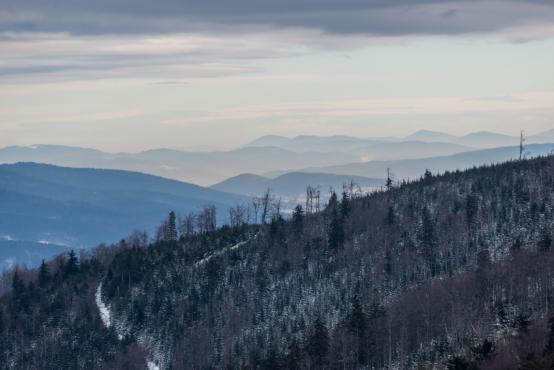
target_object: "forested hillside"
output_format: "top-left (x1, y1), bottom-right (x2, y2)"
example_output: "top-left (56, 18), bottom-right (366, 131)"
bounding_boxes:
top-left (2, 156), bottom-right (554, 369)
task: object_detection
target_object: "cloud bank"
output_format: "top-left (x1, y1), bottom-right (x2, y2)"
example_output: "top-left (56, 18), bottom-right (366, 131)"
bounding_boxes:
top-left (1, 0), bottom-right (554, 37)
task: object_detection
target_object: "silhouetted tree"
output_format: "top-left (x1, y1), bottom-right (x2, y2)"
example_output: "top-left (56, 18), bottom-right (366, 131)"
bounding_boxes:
top-left (328, 207), bottom-right (344, 251)
top-left (38, 260), bottom-right (50, 288)
top-left (307, 317), bottom-right (329, 368)
top-left (64, 250), bottom-right (79, 275)
top-left (292, 205), bottom-right (304, 237)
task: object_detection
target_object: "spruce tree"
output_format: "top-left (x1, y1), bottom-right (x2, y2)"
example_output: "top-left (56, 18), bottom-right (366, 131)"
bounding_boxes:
top-left (286, 339), bottom-right (302, 370)
top-left (307, 316), bottom-right (329, 367)
top-left (327, 192), bottom-right (338, 211)
top-left (167, 211), bottom-right (178, 241)
top-left (292, 204), bottom-right (304, 237)
top-left (328, 207), bottom-right (344, 251)
top-left (340, 191), bottom-right (351, 219)
top-left (65, 250), bottom-right (79, 275)
top-left (347, 295), bottom-right (369, 364)
top-left (539, 228), bottom-right (552, 251)
top-left (11, 270), bottom-right (24, 298)
top-left (385, 205), bottom-right (395, 225)
top-left (419, 207), bottom-right (438, 276)
top-left (38, 260), bottom-right (50, 288)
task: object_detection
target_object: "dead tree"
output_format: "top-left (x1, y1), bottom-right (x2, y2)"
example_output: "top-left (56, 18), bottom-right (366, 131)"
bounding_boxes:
top-left (260, 188), bottom-right (273, 224)
top-left (179, 212), bottom-right (196, 237)
top-left (252, 199), bottom-right (260, 224)
top-left (306, 185), bottom-right (320, 213)
top-left (197, 206), bottom-right (216, 234)
top-left (229, 204), bottom-right (247, 227)
top-left (520, 130), bottom-right (526, 161)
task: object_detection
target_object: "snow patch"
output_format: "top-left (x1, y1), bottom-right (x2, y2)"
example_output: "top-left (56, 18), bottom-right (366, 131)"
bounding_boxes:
top-left (95, 283), bottom-right (112, 328)
top-left (194, 239), bottom-right (249, 267)
top-left (147, 361), bottom-right (160, 370)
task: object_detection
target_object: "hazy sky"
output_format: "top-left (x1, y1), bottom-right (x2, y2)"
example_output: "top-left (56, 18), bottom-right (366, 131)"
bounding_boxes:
top-left (1, 0), bottom-right (554, 151)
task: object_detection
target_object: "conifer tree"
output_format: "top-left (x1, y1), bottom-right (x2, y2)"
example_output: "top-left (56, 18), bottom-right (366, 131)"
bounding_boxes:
top-left (347, 295), bottom-right (369, 364)
top-left (386, 168), bottom-right (393, 190)
top-left (386, 205), bottom-right (395, 225)
top-left (65, 250), bottom-right (79, 275)
top-left (292, 204), bottom-right (304, 237)
top-left (38, 260), bottom-right (50, 288)
top-left (286, 339), bottom-right (302, 370)
top-left (307, 317), bottom-right (329, 368)
top-left (328, 207), bottom-right (344, 251)
top-left (11, 270), bottom-right (24, 298)
top-left (419, 207), bottom-right (438, 276)
top-left (539, 228), bottom-right (552, 251)
top-left (327, 191), bottom-right (338, 210)
top-left (167, 211), bottom-right (178, 241)
top-left (341, 191), bottom-right (351, 219)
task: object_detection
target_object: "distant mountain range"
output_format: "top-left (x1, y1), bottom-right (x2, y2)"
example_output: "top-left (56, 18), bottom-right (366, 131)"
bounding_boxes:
top-left (243, 134), bottom-right (473, 158)
top-left (402, 129), bottom-right (554, 147)
top-left (211, 172), bottom-right (385, 199)
top-left (0, 163), bottom-right (248, 267)
top-left (2, 130), bottom-right (551, 185)
top-left (267, 144), bottom-right (554, 180)
top-left (0, 145), bottom-right (358, 185)
top-left (247, 129), bottom-right (554, 151)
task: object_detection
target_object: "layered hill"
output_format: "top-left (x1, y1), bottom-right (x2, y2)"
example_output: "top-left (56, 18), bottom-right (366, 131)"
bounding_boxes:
top-left (211, 172), bottom-right (385, 198)
top-left (275, 143), bottom-right (554, 180)
top-left (2, 156), bottom-right (554, 369)
top-left (0, 145), bottom-right (359, 185)
top-left (0, 163), bottom-right (247, 265)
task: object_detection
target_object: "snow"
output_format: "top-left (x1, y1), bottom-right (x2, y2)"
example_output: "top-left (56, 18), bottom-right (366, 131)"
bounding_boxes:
top-left (95, 283), bottom-right (111, 328)
top-left (97, 282), bottom-right (163, 367)
top-left (194, 239), bottom-right (249, 267)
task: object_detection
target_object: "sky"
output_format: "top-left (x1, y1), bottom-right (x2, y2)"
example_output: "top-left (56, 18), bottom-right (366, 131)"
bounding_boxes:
top-left (1, 0), bottom-right (554, 152)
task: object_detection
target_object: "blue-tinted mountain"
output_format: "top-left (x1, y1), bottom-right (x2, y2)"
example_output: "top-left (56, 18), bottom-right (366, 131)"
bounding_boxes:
top-left (0, 145), bottom-right (358, 185)
top-left (0, 239), bottom-right (70, 271)
top-left (211, 172), bottom-right (384, 198)
top-left (404, 130), bottom-right (458, 143)
top-left (0, 162), bottom-right (248, 251)
top-left (271, 143), bottom-right (554, 179)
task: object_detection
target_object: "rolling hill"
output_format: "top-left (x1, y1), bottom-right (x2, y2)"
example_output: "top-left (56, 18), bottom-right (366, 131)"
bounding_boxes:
top-left (0, 145), bottom-right (359, 185)
top-left (243, 134), bottom-right (473, 159)
top-left (4, 156), bottom-right (554, 368)
top-left (273, 143), bottom-right (554, 180)
top-left (0, 163), bottom-right (248, 262)
top-left (211, 172), bottom-right (385, 198)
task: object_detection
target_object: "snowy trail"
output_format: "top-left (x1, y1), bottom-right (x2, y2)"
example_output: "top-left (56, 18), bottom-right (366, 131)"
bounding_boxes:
top-left (94, 237), bottom-right (255, 370)
top-left (193, 236), bottom-right (254, 268)
top-left (96, 282), bottom-right (160, 369)
top-left (95, 283), bottom-right (111, 328)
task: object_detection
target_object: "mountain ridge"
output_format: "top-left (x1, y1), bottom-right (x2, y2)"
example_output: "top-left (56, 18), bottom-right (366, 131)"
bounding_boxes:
top-left (3, 155), bottom-right (554, 369)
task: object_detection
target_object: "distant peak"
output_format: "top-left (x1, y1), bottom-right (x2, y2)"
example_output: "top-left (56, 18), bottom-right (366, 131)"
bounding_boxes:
top-left (405, 130), bottom-right (457, 141)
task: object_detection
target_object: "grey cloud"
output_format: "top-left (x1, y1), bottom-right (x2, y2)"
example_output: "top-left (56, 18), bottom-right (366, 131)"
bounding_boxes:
top-left (1, 0), bottom-right (554, 36)
top-left (0, 32), bottom-right (287, 81)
